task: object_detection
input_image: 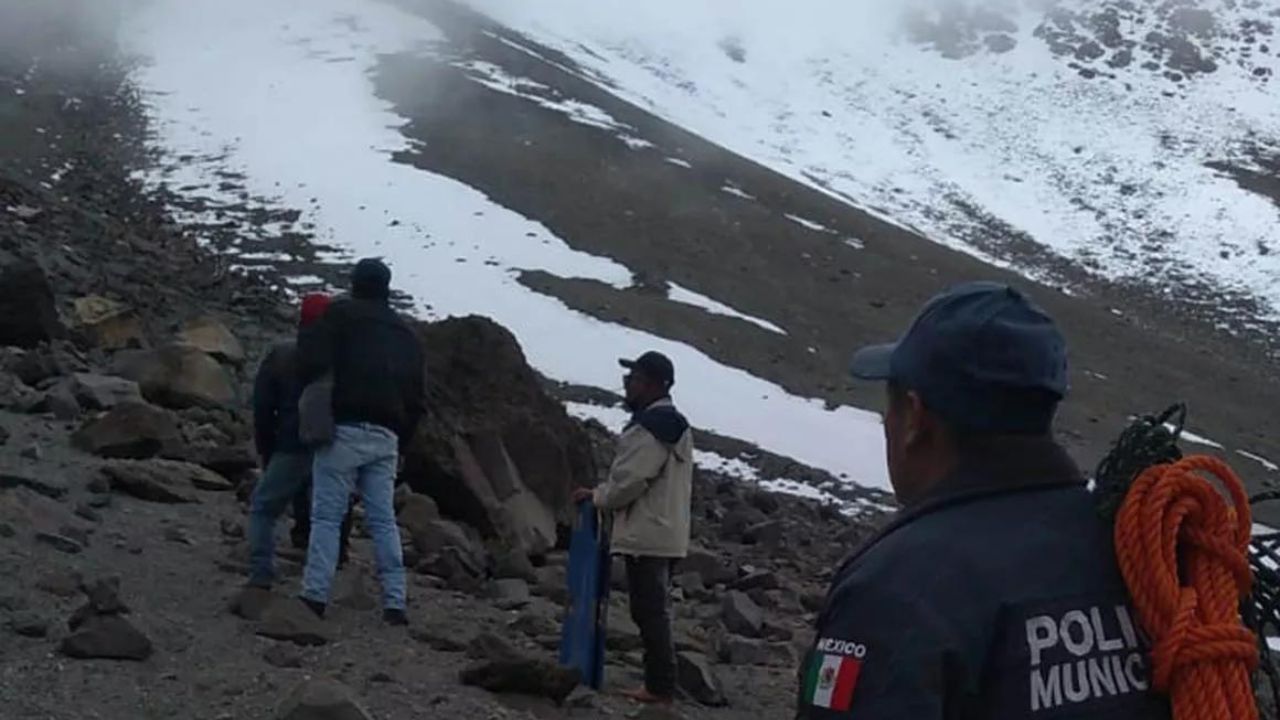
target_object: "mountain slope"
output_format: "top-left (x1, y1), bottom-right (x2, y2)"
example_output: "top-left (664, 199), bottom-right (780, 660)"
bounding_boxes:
top-left (459, 0), bottom-right (1280, 332)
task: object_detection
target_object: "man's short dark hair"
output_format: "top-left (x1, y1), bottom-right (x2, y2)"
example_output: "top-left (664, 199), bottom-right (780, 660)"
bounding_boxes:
top-left (889, 381), bottom-right (1059, 443)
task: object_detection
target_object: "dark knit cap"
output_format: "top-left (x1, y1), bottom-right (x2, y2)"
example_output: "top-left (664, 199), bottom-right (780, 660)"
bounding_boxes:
top-left (350, 258), bottom-right (391, 300)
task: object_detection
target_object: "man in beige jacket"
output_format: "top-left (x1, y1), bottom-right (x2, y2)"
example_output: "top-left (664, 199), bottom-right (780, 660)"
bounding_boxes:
top-left (574, 351), bottom-right (693, 704)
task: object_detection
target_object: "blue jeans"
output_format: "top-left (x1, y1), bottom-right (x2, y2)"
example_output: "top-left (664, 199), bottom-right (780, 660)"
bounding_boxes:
top-left (248, 452), bottom-right (312, 587)
top-left (301, 423), bottom-right (406, 610)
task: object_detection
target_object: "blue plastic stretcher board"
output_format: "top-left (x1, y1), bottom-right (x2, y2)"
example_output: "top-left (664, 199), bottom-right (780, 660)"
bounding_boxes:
top-left (559, 501), bottom-right (611, 689)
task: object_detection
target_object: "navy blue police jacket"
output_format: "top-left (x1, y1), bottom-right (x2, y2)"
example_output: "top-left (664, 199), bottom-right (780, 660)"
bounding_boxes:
top-left (798, 437), bottom-right (1171, 719)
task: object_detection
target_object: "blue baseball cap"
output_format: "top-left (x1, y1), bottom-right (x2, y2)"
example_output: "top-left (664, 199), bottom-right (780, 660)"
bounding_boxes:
top-left (850, 282), bottom-right (1068, 434)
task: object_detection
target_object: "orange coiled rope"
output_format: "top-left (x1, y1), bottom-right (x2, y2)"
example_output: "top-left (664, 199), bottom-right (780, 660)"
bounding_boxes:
top-left (1115, 454), bottom-right (1260, 720)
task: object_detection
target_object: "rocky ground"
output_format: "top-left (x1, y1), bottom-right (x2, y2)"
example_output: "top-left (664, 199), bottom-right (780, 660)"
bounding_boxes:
top-left (0, 294), bottom-right (866, 720)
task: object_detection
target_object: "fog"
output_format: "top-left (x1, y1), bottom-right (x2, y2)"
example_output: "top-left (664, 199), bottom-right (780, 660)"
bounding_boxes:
top-left (0, 0), bottom-right (1229, 82)
top-left (0, 0), bottom-right (127, 53)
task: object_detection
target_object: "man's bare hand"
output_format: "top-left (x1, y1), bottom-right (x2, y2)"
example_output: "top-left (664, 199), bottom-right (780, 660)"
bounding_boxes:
top-left (571, 487), bottom-right (595, 504)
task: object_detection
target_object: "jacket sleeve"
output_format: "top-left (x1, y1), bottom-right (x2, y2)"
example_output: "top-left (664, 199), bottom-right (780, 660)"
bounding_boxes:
top-left (252, 348), bottom-right (280, 464)
top-left (593, 426), bottom-right (670, 511)
top-left (797, 579), bottom-right (958, 719)
top-left (296, 312), bottom-right (335, 385)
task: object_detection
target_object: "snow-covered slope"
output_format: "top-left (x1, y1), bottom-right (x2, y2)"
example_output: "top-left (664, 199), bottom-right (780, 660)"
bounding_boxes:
top-left (118, 0), bottom-right (891, 494)
top-left (462, 0), bottom-right (1280, 325)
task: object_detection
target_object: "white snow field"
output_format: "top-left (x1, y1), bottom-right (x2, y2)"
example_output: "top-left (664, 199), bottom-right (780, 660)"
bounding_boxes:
top-left (120, 0), bottom-right (890, 490)
top-left (667, 283), bottom-right (788, 335)
top-left (462, 0), bottom-right (1280, 325)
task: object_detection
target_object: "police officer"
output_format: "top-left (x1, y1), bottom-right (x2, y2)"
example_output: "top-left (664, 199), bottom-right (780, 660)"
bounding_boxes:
top-left (799, 282), bottom-right (1170, 719)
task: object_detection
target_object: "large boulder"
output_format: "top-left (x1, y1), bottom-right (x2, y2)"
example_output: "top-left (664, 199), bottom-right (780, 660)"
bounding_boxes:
top-left (459, 658), bottom-right (581, 704)
top-left (0, 371), bottom-right (40, 412)
top-left (0, 261), bottom-right (64, 348)
top-left (489, 578), bottom-right (532, 610)
top-left (413, 519), bottom-right (489, 588)
top-left (71, 401), bottom-right (181, 459)
top-left (402, 317), bottom-right (597, 554)
top-left (59, 578), bottom-right (151, 662)
top-left (176, 316), bottom-right (246, 366)
top-left (39, 382), bottom-right (82, 420)
top-left (275, 678), bottom-right (372, 720)
top-left (717, 634), bottom-right (796, 667)
top-left (410, 623), bottom-right (471, 653)
top-left (101, 460), bottom-right (208, 503)
top-left (450, 433), bottom-right (556, 556)
top-left (64, 373), bottom-right (143, 410)
top-left (69, 577), bottom-right (130, 629)
top-left (257, 600), bottom-right (328, 647)
top-left (722, 591), bottom-right (764, 638)
top-left (111, 343), bottom-right (235, 409)
top-left (3, 342), bottom-right (89, 386)
top-left (0, 470), bottom-right (68, 500)
top-left (160, 443), bottom-right (258, 480)
top-left (676, 652), bottom-right (727, 706)
top-left (680, 546), bottom-right (736, 587)
top-left (70, 296), bottom-right (146, 351)
top-left (396, 492), bottom-right (439, 537)
top-left (720, 504), bottom-right (769, 542)
top-left (60, 616), bottom-right (152, 661)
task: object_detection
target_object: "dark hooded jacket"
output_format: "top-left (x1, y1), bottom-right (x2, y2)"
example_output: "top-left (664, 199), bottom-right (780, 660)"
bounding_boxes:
top-left (296, 296), bottom-right (425, 444)
top-left (252, 341), bottom-right (308, 462)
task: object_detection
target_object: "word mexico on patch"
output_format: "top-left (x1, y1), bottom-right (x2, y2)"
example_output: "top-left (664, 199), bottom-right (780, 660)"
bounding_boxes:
top-left (802, 638), bottom-right (866, 711)
top-left (989, 598), bottom-right (1155, 717)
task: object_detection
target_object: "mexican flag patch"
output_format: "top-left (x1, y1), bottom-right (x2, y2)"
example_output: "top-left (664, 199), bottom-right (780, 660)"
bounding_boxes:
top-left (804, 652), bottom-right (863, 711)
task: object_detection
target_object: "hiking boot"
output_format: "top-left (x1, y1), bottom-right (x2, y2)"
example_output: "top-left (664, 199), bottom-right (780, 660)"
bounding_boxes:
top-left (382, 608), bottom-right (408, 627)
top-left (299, 597), bottom-right (327, 619)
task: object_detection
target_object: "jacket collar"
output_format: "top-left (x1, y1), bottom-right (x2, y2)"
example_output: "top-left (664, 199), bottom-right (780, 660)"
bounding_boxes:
top-left (626, 396), bottom-right (673, 424)
top-left (835, 437), bottom-right (1084, 576)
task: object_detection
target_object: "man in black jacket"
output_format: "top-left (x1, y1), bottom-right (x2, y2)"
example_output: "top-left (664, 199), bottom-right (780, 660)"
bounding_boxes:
top-left (296, 259), bottom-right (426, 626)
top-left (798, 282), bottom-right (1169, 719)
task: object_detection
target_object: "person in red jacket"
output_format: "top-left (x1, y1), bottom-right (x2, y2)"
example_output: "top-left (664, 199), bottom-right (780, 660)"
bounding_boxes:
top-left (248, 293), bottom-right (349, 587)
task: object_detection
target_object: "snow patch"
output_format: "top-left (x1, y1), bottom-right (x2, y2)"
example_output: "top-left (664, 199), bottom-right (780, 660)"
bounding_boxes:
top-left (665, 157), bottom-right (692, 168)
top-left (620, 135), bottom-right (655, 150)
top-left (454, 59), bottom-right (641, 142)
top-left (785, 213), bottom-right (833, 233)
top-left (721, 185), bottom-right (755, 200)
top-left (1239, 450), bottom-right (1280, 473)
top-left (759, 478), bottom-right (839, 504)
top-left (668, 282), bottom-right (786, 335)
top-left (282, 274), bottom-right (327, 286)
top-left (695, 450), bottom-right (760, 482)
top-left (564, 401), bottom-right (629, 431)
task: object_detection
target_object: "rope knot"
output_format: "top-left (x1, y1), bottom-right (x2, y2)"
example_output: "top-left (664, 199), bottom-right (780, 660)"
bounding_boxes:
top-left (1114, 455), bottom-right (1259, 720)
top-left (1150, 588), bottom-right (1199, 691)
